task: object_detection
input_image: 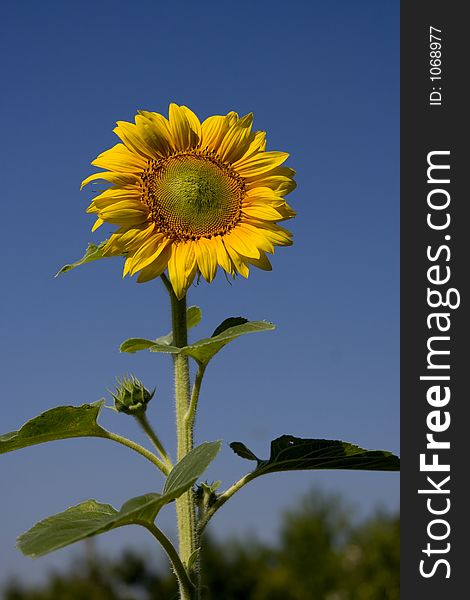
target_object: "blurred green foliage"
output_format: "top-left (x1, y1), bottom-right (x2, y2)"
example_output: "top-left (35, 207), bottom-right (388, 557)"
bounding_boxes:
top-left (2, 489), bottom-right (399, 600)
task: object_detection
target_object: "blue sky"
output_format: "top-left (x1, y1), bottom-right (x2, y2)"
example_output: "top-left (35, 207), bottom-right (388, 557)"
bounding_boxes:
top-left (0, 0), bottom-right (399, 584)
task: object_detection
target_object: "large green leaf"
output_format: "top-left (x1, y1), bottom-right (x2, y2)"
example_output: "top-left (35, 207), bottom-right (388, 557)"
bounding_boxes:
top-left (230, 435), bottom-right (400, 477)
top-left (121, 318), bottom-right (275, 366)
top-left (182, 319), bottom-right (275, 365)
top-left (164, 440), bottom-right (222, 496)
top-left (120, 339), bottom-right (180, 354)
top-left (17, 440), bottom-right (223, 558)
top-left (17, 490), bottom-right (184, 558)
top-left (55, 241), bottom-right (114, 277)
top-left (120, 305), bottom-right (202, 354)
top-left (0, 401), bottom-right (107, 454)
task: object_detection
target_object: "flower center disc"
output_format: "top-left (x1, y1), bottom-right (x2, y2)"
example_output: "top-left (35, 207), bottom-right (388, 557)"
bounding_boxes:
top-left (142, 153), bottom-right (244, 241)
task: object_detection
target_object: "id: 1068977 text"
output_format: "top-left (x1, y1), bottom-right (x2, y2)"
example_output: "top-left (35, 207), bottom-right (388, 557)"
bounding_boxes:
top-left (429, 26), bottom-right (442, 106)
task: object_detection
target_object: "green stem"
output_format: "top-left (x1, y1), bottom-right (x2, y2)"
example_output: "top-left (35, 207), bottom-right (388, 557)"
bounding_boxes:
top-left (185, 364), bottom-right (206, 432)
top-left (162, 275), bottom-right (199, 594)
top-left (144, 522), bottom-right (195, 599)
top-left (198, 473), bottom-right (255, 534)
top-left (101, 430), bottom-right (170, 475)
top-left (135, 412), bottom-right (173, 471)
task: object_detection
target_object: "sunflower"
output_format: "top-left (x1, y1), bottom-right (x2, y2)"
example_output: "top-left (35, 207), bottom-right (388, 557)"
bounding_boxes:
top-left (82, 104), bottom-right (296, 299)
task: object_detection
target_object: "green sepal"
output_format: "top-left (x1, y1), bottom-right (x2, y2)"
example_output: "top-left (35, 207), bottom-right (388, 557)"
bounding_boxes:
top-left (230, 435), bottom-right (400, 476)
top-left (55, 240), bottom-right (115, 277)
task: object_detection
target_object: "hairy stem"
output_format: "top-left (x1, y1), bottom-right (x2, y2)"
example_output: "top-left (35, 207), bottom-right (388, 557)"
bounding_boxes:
top-left (162, 275), bottom-right (199, 596)
top-left (135, 412), bottom-right (173, 471)
top-left (185, 364), bottom-right (206, 432)
top-left (198, 472), bottom-right (255, 534)
top-left (101, 430), bottom-right (170, 475)
top-left (144, 522), bottom-right (195, 599)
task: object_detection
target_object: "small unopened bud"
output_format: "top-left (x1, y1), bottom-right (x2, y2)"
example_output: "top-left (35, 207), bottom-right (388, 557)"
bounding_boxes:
top-left (111, 375), bottom-right (155, 415)
top-left (195, 481), bottom-right (221, 514)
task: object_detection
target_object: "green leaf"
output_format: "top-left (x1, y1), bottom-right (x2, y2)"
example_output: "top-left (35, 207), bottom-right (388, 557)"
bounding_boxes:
top-left (186, 306), bottom-right (203, 331)
top-left (230, 435), bottom-right (400, 476)
top-left (230, 442), bottom-right (259, 462)
top-left (164, 440), bottom-right (222, 496)
top-left (120, 339), bottom-right (180, 354)
top-left (154, 305), bottom-right (203, 346)
top-left (121, 317), bottom-right (274, 365)
top-left (0, 401), bottom-right (107, 454)
top-left (17, 488), bottom-right (189, 558)
top-left (120, 305), bottom-right (202, 353)
top-left (17, 441), bottom-right (222, 558)
top-left (55, 241), bottom-right (114, 277)
top-left (183, 320), bottom-right (275, 366)
top-left (211, 317), bottom-right (248, 337)
top-left (187, 548), bottom-right (200, 571)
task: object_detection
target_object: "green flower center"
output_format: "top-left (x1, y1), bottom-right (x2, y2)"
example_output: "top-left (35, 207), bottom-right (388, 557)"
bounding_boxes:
top-left (142, 152), bottom-right (245, 241)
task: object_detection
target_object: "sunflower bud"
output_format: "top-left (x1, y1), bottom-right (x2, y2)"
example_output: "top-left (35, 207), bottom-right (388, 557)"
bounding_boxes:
top-left (111, 376), bottom-right (155, 415)
top-left (195, 481), bottom-right (221, 514)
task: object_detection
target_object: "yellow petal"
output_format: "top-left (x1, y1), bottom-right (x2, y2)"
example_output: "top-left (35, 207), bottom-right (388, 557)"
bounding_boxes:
top-left (245, 186), bottom-right (283, 203)
top-left (114, 121), bottom-right (156, 160)
top-left (138, 110), bottom-right (171, 130)
top-left (99, 201), bottom-right (149, 226)
top-left (103, 225), bottom-right (154, 254)
top-left (247, 175), bottom-right (296, 196)
top-left (136, 245), bottom-right (172, 283)
top-left (168, 103), bottom-right (199, 151)
top-left (232, 151), bottom-right (289, 178)
top-left (222, 240), bottom-right (249, 278)
top-left (236, 130), bottom-right (266, 163)
top-left (223, 228), bottom-right (261, 259)
top-left (123, 256), bottom-right (132, 277)
top-left (274, 204), bottom-right (297, 220)
top-left (128, 236), bottom-right (169, 275)
top-left (91, 198), bottom-right (142, 216)
top-left (241, 221), bottom-right (293, 246)
top-left (81, 171), bottom-right (140, 190)
top-left (168, 242), bottom-right (197, 299)
top-left (217, 113), bottom-right (253, 164)
top-left (200, 112), bottom-right (237, 153)
top-left (194, 237), bottom-right (218, 282)
top-left (137, 110), bottom-right (173, 150)
top-left (91, 218), bottom-right (104, 232)
top-left (247, 252), bottom-right (272, 271)
top-left (211, 236), bottom-right (234, 274)
top-left (90, 188), bottom-right (141, 209)
top-left (92, 143), bottom-right (147, 173)
top-left (234, 222), bottom-right (274, 253)
top-left (135, 113), bottom-right (172, 157)
top-left (180, 106), bottom-right (202, 140)
top-left (242, 204), bottom-right (285, 221)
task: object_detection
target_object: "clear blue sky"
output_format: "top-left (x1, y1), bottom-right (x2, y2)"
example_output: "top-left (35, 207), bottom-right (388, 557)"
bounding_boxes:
top-left (0, 0), bottom-right (399, 584)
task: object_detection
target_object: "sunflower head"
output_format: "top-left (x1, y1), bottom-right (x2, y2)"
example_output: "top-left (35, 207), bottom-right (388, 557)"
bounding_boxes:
top-left (82, 104), bottom-right (296, 299)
